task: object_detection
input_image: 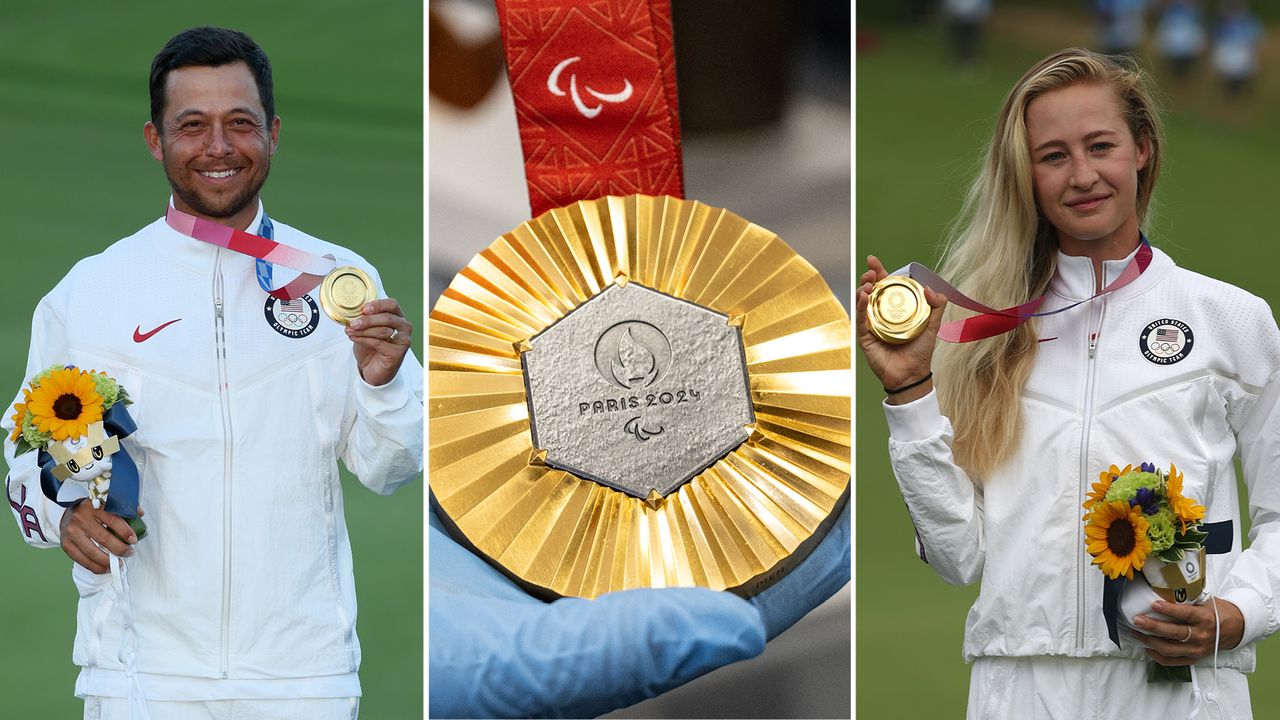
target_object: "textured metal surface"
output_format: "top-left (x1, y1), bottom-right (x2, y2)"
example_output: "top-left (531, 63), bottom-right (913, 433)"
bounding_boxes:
top-left (428, 194), bottom-right (851, 599)
top-left (523, 282), bottom-right (752, 498)
top-left (866, 275), bottom-right (928, 345)
top-left (320, 266), bottom-right (376, 325)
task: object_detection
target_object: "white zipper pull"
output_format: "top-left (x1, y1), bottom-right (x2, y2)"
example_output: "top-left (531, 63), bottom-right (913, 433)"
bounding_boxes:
top-left (215, 298), bottom-right (224, 319)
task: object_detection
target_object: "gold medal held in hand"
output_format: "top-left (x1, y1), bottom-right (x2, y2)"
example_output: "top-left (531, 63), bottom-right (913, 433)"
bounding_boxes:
top-left (429, 194), bottom-right (850, 600)
top-left (320, 266), bottom-right (376, 325)
top-left (867, 275), bottom-right (930, 344)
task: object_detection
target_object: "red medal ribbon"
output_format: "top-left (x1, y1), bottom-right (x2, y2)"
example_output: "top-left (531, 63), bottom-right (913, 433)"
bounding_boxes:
top-left (496, 0), bottom-right (684, 216)
top-left (164, 206), bottom-right (335, 301)
top-left (899, 238), bottom-right (1153, 343)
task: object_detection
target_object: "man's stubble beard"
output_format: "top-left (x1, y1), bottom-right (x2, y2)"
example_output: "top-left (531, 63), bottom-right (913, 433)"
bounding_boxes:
top-left (164, 158), bottom-right (271, 221)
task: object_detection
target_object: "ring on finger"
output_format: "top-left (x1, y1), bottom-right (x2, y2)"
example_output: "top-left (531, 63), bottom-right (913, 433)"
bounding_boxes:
top-left (1180, 625), bottom-right (1192, 643)
top-left (389, 328), bottom-right (398, 341)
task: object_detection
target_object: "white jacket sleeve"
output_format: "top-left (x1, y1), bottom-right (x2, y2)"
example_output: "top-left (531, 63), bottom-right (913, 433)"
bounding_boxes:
top-left (336, 266), bottom-right (424, 495)
top-left (1219, 369), bottom-right (1280, 648)
top-left (885, 389), bottom-right (986, 586)
top-left (4, 297), bottom-right (69, 548)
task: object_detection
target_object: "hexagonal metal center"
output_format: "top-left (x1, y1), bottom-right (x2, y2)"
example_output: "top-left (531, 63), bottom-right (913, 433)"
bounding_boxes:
top-left (521, 281), bottom-right (754, 499)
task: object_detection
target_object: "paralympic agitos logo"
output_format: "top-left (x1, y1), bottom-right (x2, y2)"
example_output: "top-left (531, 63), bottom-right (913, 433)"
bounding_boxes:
top-left (547, 56), bottom-right (634, 119)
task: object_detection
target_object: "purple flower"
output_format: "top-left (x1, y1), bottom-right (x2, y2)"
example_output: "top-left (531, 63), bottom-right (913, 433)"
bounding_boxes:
top-left (1131, 487), bottom-right (1159, 515)
top-left (1140, 461), bottom-right (1155, 473)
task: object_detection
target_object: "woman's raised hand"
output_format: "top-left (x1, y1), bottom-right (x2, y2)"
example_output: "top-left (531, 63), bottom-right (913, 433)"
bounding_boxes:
top-left (856, 256), bottom-right (948, 404)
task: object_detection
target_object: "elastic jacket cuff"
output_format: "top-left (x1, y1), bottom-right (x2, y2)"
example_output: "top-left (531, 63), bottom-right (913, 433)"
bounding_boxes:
top-left (355, 366), bottom-right (413, 414)
top-left (883, 388), bottom-right (945, 442)
top-left (1218, 586), bottom-right (1274, 648)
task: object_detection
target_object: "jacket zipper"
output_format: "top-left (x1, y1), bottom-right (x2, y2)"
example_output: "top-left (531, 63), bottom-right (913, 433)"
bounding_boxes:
top-left (1075, 288), bottom-right (1107, 655)
top-left (214, 250), bottom-right (235, 678)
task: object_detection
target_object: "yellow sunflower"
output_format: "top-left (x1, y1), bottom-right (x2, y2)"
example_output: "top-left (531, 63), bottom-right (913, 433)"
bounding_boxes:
top-left (1083, 464), bottom-right (1132, 516)
top-left (1165, 464), bottom-right (1205, 534)
top-left (8, 390), bottom-right (29, 443)
top-left (26, 368), bottom-right (104, 441)
top-left (1085, 500), bottom-right (1152, 580)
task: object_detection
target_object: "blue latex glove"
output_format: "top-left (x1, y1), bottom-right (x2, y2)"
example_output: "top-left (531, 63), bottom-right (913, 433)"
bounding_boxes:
top-left (751, 499), bottom-right (850, 640)
top-left (428, 499), bottom-right (849, 718)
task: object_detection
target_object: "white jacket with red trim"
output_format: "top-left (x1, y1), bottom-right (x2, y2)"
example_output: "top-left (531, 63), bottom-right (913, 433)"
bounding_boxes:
top-left (3, 203), bottom-right (422, 690)
top-left (885, 245), bottom-right (1280, 669)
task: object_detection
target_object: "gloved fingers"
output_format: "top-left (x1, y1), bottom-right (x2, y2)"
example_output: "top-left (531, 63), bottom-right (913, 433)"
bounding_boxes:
top-left (514, 588), bottom-right (765, 718)
top-left (430, 586), bottom-right (766, 719)
top-left (750, 498), bottom-right (850, 640)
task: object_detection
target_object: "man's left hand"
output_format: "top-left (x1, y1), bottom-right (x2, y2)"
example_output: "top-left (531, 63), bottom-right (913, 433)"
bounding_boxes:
top-left (1132, 597), bottom-right (1245, 665)
top-left (345, 297), bottom-right (413, 386)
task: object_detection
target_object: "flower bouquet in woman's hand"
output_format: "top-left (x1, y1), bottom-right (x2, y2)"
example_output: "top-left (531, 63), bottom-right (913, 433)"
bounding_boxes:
top-left (10, 365), bottom-right (144, 539)
top-left (1084, 462), bottom-right (1208, 681)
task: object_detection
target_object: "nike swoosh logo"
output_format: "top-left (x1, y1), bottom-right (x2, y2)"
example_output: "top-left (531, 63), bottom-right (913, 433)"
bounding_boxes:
top-left (133, 318), bottom-right (182, 343)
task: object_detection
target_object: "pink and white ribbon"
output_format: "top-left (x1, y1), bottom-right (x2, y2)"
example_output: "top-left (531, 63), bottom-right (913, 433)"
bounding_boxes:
top-left (896, 238), bottom-right (1152, 343)
top-left (165, 206), bottom-right (334, 301)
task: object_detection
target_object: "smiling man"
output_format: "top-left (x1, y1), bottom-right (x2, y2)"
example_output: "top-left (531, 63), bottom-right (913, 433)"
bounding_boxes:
top-left (2, 27), bottom-right (422, 719)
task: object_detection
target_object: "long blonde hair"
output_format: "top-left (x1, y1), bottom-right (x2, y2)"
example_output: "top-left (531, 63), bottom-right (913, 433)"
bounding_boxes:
top-left (934, 48), bottom-right (1164, 478)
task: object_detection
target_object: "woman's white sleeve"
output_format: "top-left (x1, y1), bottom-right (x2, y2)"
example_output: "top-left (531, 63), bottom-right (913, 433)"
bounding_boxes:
top-left (1219, 296), bottom-right (1280, 647)
top-left (884, 389), bottom-right (985, 585)
top-left (1220, 382), bottom-right (1280, 646)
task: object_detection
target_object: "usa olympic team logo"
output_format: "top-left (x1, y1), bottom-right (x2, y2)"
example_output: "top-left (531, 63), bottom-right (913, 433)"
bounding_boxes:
top-left (1139, 318), bottom-right (1193, 365)
top-left (264, 294), bottom-right (320, 338)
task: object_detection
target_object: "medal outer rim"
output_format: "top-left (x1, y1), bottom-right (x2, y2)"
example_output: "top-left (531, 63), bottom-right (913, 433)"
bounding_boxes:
top-left (427, 193), bottom-right (851, 600)
top-left (320, 266), bottom-right (377, 325)
top-left (867, 275), bottom-right (930, 344)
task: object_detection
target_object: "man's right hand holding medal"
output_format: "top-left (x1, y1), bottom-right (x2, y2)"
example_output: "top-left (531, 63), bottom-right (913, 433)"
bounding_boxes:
top-left (856, 255), bottom-right (948, 405)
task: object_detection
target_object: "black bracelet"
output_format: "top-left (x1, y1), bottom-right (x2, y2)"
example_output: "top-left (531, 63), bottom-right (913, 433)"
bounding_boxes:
top-left (884, 372), bottom-right (932, 396)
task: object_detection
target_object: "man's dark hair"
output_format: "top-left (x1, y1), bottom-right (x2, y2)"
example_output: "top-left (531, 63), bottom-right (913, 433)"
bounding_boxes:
top-left (149, 27), bottom-right (274, 130)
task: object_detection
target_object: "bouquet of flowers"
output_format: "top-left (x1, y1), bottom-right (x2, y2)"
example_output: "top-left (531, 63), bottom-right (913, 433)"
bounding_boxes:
top-left (9, 364), bottom-right (144, 538)
top-left (1083, 462), bottom-right (1208, 682)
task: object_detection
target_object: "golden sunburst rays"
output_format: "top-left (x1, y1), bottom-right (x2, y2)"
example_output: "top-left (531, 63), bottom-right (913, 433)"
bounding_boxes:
top-left (429, 195), bottom-right (850, 599)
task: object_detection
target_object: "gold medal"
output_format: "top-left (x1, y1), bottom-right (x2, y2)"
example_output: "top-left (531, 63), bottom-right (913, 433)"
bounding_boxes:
top-left (867, 275), bottom-right (930, 344)
top-left (320, 266), bottom-right (376, 325)
top-left (429, 194), bottom-right (850, 600)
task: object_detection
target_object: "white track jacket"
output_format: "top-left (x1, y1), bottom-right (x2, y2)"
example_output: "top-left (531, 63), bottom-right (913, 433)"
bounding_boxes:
top-left (3, 204), bottom-right (423, 692)
top-left (885, 246), bottom-right (1280, 670)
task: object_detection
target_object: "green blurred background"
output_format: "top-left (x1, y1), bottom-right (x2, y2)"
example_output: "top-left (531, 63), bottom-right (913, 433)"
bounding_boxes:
top-left (0, 2), bottom-right (422, 717)
top-left (857, 2), bottom-right (1280, 717)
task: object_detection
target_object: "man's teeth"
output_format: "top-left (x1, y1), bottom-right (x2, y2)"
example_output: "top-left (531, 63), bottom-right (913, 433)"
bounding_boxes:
top-left (201, 169), bottom-right (238, 178)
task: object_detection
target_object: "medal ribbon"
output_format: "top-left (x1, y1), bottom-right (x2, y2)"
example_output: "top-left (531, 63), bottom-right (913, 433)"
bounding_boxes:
top-left (896, 238), bottom-right (1153, 343)
top-left (164, 206), bottom-right (335, 301)
top-left (496, 0), bottom-right (684, 217)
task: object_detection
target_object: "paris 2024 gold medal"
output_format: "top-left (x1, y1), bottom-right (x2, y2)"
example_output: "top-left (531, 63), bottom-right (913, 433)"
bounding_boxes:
top-left (429, 195), bottom-right (850, 599)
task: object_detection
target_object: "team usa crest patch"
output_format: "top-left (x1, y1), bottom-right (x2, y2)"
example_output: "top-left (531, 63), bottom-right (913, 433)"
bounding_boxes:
top-left (264, 294), bottom-right (320, 338)
top-left (1139, 318), bottom-right (1193, 365)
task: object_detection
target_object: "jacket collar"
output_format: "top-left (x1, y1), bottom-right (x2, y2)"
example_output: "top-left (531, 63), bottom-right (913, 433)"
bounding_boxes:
top-left (1049, 240), bottom-right (1172, 304)
top-left (154, 197), bottom-right (267, 273)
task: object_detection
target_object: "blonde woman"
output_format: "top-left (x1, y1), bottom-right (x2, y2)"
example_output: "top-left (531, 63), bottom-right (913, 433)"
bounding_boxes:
top-left (858, 48), bottom-right (1280, 718)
